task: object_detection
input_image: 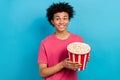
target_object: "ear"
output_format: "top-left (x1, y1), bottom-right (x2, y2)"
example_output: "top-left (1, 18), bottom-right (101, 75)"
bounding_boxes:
top-left (51, 20), bottom-right (54, 25)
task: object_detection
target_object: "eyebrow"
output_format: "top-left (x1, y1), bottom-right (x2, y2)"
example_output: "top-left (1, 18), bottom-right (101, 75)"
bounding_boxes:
top-left (54, 16), bottom-right (68, 18)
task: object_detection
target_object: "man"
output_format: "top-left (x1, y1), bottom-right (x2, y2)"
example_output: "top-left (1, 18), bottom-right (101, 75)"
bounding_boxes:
top-left (38, 2), bottom-right (84, 80)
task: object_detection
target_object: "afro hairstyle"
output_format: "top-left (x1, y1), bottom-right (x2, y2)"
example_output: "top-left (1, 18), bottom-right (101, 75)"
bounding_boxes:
top-left (46, 2), bottom-right (74, 25)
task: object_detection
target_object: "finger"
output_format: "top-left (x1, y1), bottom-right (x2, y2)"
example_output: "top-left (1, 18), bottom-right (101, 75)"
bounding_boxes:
top-left (64, 58), bottom-right (69, 61)
top-left (75, 64), bottom-right (81, 68)
top-left (73, 69), bottom-right (77, 71)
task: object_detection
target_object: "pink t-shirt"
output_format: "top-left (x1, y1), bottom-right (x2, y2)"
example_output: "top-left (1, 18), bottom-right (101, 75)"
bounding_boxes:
top-left (38, 33), bottom-right (83, 80)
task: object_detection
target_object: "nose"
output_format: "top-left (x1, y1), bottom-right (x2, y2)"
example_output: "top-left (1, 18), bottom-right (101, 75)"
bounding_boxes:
top-left (59, 19), bottom-right (64, 24)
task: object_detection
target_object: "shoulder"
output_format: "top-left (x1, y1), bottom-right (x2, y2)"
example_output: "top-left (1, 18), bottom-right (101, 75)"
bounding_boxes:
top-left (71, 33), bottom-right (83, 39)
top-left (41, 34), bottom-right (55, 44)
top-left (70, 33), bottom-right (84, 42)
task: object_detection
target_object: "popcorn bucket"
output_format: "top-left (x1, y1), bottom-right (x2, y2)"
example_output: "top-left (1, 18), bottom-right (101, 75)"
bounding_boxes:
top-left (67, 42), bottom-right (91, 71)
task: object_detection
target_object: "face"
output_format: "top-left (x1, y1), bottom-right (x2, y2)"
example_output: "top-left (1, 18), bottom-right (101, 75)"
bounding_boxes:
top-left (51, 12), bottom-right (69, 32)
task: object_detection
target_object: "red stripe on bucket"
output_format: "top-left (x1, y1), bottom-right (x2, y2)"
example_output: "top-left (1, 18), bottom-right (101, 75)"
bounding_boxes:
top-left (69, 52), bottom-right (89, 71)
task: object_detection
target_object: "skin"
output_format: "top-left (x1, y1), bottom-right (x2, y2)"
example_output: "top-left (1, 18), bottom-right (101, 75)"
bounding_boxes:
top-left (39, 12), bottom-right (82, 78)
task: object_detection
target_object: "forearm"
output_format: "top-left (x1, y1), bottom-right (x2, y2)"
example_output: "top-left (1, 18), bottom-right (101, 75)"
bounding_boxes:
top-left (39, 61), bottom-right (64, 78)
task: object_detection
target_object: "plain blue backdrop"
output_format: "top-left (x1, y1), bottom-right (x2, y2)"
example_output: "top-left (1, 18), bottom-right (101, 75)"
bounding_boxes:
top-left (0, 0), bottom-right (120, 80)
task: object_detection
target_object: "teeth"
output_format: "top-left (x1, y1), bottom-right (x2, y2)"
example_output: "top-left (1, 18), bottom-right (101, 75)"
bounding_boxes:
top-left (59, 25), bottom-right (64, 28)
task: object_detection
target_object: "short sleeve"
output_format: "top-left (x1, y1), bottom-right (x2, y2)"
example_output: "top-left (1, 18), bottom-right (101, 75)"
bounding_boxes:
top-left (80, 36), bottom-right (84, 42)
top-left (77, 35), bottom-right (84, 42)
top-left (38, 41), bottom-right (48, 64)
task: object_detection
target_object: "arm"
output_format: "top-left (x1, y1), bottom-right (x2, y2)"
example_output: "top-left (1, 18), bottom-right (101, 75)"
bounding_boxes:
top-left (39, 58), bottom-right (81, 78)
top-left (39, 61), bottom-right (64, 78)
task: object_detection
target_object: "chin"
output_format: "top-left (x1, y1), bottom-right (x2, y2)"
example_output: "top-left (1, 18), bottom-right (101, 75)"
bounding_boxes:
top-left (58, 30), bottom-right (66, 32)
top-left (59, 28), bottom-right (66, 31)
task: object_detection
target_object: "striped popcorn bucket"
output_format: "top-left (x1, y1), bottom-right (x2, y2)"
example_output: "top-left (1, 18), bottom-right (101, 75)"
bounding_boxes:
top-left (67, 42), bottom-right (91, 71)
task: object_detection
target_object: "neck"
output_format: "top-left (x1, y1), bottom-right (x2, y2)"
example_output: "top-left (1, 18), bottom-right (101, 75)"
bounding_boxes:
top-left (54, 31), bottom-right (70, 40)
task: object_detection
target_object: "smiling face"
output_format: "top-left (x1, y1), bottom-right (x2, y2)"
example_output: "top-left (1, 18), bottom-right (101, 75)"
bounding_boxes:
top-left (51, 12), bottom-right (69, 33)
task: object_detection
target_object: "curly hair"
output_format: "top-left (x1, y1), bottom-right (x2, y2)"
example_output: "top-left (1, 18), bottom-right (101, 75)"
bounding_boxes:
top-left (46, 2), bottom-right (74, 25)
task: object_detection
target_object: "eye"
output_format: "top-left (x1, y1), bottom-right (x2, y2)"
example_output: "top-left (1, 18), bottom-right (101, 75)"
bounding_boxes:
top-left (54, 17), bottom-right (60, 21)
top-left (56, 18), bottom-right (59, 20)
top-left (63, 17), bottom-right (68, 20)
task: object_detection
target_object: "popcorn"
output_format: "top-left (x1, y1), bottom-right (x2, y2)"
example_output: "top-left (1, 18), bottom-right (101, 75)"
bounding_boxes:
top-left (67, 42), bottom-right (91, 55)
top-left (67, 42), bottom-right (91, 71)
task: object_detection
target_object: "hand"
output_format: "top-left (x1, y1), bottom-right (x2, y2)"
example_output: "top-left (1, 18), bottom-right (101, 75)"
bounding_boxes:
top-left (62, 58), bottom-right (82, 71)
top-left (87, 53), bottom-right (90, 62)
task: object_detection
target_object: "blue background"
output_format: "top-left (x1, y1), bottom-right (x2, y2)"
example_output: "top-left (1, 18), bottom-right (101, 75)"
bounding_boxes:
top-left (0, 0), bottom-right (120, 80)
